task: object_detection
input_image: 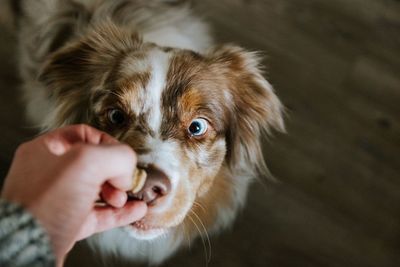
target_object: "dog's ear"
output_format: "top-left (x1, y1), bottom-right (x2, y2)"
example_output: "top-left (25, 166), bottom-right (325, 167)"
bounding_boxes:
top-left (38, 22), bottom-right (142, 128)
top-left (207, 45), bottom-right (285, 176)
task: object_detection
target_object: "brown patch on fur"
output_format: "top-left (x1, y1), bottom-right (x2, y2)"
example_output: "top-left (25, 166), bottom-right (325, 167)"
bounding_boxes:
top-left (115, 72), bottom-right (152, 106)
top-left (121, 128), bottom-right (150, 156)
top-left (147, 176), bottom-right (192, 228)
top-left (91, 64), bottom-right (153, 139)
top-left (160, 51), bottom-right (202, 139)
top-left (183, 165), bottom-right (235, 239)
top-left (161, 51), bottom-right (229, 142)
top-left (38, 21), bottom-right (143, 129)
top-left (206, 45), bottom-right (285, 175)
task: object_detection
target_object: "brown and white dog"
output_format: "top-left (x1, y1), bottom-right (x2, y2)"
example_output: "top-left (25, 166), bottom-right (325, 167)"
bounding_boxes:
top-left (14, 0), bottom-right (284, 264)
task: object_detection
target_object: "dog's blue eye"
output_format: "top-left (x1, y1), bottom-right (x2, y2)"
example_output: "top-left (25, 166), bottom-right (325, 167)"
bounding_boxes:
top-left (108, 109), bottom-right (126, 125)
top-left (188, 118), bottom-right (208, 137)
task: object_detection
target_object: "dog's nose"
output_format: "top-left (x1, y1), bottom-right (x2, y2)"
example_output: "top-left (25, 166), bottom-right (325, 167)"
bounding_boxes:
top-left (129, 166), bottom-right (171, 206)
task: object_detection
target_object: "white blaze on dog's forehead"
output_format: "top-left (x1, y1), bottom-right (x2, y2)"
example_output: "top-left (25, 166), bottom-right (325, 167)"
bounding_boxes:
top-left (133, 49), bottom-right (170, 133)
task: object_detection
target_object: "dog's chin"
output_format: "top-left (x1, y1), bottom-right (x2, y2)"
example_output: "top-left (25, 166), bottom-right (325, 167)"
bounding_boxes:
top-left (123, 223), bottom-right (170, 241)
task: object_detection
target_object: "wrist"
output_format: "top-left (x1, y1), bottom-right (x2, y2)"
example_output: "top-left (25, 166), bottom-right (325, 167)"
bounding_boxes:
top-left (0, 199), bottom-right (56, 266)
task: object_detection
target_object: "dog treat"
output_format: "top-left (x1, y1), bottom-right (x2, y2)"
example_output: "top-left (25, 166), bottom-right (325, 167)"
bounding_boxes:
top-left (95, 168), bottom-right (146, 206)
top-left (130, 168), bottom-right (147, 194)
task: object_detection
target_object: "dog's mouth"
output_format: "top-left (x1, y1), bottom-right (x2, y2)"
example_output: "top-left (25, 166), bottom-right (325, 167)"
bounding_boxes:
top-left (126, 220), bottom-right (171, 240)
top-left (123, 164), bottom-right (174, 239)
top-left (122, 163), bottom-right (193, 240)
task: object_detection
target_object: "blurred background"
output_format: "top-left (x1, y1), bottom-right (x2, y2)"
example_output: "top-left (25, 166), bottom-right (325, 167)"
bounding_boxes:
top-left (1, 0), bottom-right (399, 266)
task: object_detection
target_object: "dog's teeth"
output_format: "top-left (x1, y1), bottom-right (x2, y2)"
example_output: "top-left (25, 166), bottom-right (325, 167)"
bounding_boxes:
top-left (130, 168), bottom-right (147, 194)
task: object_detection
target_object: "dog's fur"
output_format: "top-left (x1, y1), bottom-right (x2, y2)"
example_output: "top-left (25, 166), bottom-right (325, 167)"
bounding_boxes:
top-left (15, 0), bottom-right (284, 265)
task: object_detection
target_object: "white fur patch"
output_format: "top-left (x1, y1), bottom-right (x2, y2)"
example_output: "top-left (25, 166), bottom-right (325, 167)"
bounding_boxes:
top-left (88, 227), bottom-right (184, 265)
top-left (143, 49), bottom-right (171, 134)
top-left (124, 48), bottom-right (170, 134)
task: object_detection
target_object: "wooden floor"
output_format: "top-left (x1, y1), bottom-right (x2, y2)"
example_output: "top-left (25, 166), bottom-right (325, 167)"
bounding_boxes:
top-left (1, 0), bottom-right (400, 266)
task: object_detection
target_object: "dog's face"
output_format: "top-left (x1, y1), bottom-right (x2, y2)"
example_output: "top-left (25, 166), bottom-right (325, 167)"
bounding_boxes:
top-left (39, 23), bottom-right (284, 241)
top-left (91, 46), bottom-right (231, 239)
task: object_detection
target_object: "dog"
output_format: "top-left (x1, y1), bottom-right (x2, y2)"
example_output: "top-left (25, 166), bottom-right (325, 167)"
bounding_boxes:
top-left (15, 0), bottom-right (284, 264)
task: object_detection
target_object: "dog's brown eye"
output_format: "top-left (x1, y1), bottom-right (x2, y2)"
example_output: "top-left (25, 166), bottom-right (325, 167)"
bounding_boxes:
top-left (108, 109), bottom-right (126, 125)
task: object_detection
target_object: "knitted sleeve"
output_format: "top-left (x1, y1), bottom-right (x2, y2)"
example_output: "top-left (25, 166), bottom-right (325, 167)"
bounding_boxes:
top-left (0, 199), bottom-right (56, 267)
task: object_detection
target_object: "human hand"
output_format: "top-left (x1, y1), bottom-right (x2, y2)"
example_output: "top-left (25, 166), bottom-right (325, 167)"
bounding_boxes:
top-left (1, 124), bottom-right (147, 264)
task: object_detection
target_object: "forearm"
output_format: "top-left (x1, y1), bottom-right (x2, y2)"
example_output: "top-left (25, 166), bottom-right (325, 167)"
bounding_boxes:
top-left (0, 199), bottom-right (56, 267)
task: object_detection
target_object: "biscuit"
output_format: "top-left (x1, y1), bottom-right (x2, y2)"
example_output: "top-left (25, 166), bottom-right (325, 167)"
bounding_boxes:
top-left (130, 168), bottom-right (147, 194)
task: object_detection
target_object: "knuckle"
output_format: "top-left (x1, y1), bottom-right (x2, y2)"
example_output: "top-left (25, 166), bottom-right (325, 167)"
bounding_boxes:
top-left (74, 123), bottom-right (88, 130)
top-left (78, 123), bottom-right (94, 133)
top-left (69, 123), bottom-right (91, 135)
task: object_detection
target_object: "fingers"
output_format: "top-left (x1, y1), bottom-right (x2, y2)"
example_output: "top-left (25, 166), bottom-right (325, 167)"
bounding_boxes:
top-left (77, 201), bottom-right (147, 240)
top-left (65, 143), bottom-right (137, 191)
top-left (100, 183), bottom-right (128, 208)
top-left (41, 124), bottom-right (119, 155)
top-left (43, 125), bottom-right (136, 191)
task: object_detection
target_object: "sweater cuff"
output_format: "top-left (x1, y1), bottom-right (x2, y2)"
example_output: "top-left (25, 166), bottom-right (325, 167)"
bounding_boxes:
top-left (0, 199), bottom-right (56, 267)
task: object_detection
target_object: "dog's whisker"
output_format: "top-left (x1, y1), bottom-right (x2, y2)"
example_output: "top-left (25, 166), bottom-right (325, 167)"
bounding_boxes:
top-left (187, 213), bottom-right (209, 266)
top-left (193, 201), bottom-right (207, 214)
top-left (191, 210), bottom-right (212, 264)
top-left (181, 222), bottom-right (192, 249)
top-left (189, 209), bottom-right (212, 265)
